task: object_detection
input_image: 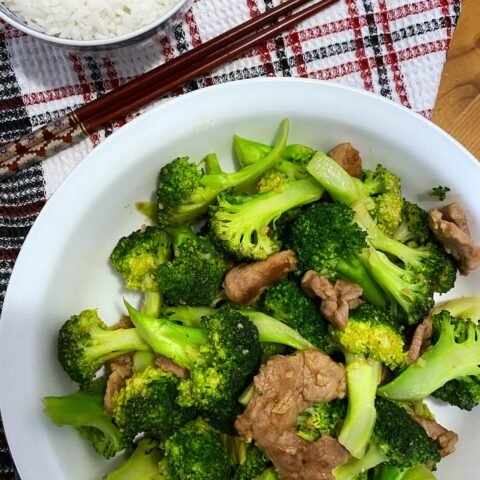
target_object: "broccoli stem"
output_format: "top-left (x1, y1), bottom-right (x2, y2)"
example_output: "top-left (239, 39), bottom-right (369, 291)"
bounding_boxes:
top-left (165, 307), bottom-right (315, 351)
top-left (141, 291), bottom-right (162, 318)
top-left (238, 383), bottom-right (255, 406)
top-left (307, 151), bottom-right (361, 205)
top-left (255, 468), bottom-right (279, 480)
top-left (125, 301), bottom-right (208, 370)
top-left (135, 202), bottom-right (158, 223)
top-left (333, 441), bottom-right (387, 480)
top-left (336, 255), bottom-right (386, 307)
top-left (203, 153), bottom-right (223, 175)
top-left (378, 320), bottom-right (480, 401)
top-left (432, 296), bottom-right (480, 321)
top-left (104, 438), bottom-right (164, 480)
top-left (234, 135), bottom-right (273, 167)
top-left (375, 465), bottom-right (436, 480)
top-left (338, 354), bottom-right (382, 459)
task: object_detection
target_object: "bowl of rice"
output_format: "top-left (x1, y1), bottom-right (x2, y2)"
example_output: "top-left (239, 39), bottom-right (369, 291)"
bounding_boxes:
top-left (0, 0), bottom-right (190, 49)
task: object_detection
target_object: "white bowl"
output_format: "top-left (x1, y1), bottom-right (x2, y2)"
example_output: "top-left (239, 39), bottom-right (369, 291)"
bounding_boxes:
top-left (0, 78), bottom-right (479, 479)
top-left (0, 0), bottom-right (190, 50)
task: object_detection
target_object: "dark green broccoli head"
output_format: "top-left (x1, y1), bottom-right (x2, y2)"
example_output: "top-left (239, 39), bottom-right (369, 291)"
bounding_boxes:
top-left (296, 399), bottom-right (347, 442)
top-left (157, 226), bottom-right (227, 306)
top-left (110, 226), bottom-right (171, 292)
top-left (261, 279), bottom-right (332, 353)
top-left (57, 309), bottom-right (149, 388)
top-left (329, 304), bottom-right (407, 369)
top-left (43, 390), bottom-right (123, 459)
top-left (374, 397), bottom-right (440, 468)
top-left (362, 164), bottom-right (401, 197)
top-left (233, 443), bottom-right (271, 480)
top-left (112, 366), bottom-right (196, 443)
top-left (393, 202), bottom-right (433, 245)
top-left (260, 342), bottom-right (288, 363)
top-left (289, 201), bottom-right (367, 277)
top-left (429, 185), bottom-right (450, 201)
top-left (162, 418), bottom-right (232, 480)
top-left (433, 376), bottom-right (480, 411)
top-left (178, 307), bottom-right (261, 431)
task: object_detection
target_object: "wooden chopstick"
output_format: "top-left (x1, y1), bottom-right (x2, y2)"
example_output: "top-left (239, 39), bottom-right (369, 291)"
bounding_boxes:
top-left (0, 0), bottom-right (338, 179)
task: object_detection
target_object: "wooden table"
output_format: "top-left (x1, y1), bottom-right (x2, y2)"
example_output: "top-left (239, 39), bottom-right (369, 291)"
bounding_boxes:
top-left (432, 0), bottom-right (480, 159)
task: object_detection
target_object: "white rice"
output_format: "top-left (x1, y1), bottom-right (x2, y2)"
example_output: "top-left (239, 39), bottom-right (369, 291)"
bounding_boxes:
top-left (1, 0), bottom-right (180, 40)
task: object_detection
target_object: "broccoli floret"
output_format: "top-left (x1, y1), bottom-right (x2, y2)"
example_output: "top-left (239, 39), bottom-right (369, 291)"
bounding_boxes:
top-left (104, 437), bottom-right (164, 480)
top-left (163, 306), bottom-right (315, 351)
top-left (378, 311), bottom-right (480, 401)
top-left (43, 388), bottom-right (123, 459)
top-left (373, 398), bottom-right (440, 468)
top-left (432, 376), bottom-right (480, 411)
top-left (260, 342), bottom-right (288, 363)
top-left (261, 279), bottom-right (332, 353)
top-left (126, 303), bottom-right (261, 432)
top-left (329, 304), bottom-right (407, 369)
top-left (160, 418), bottom-right (231, 480)
top-left (288, 201), bottom-right (387, 307)
top-left (210, 178), bottom-right (324, 261)
top-left (360, 164), bottom-right (403, 236)
top-left (338, 354), bottom-right (382, 458)
top-left (157, 120), bottom-right (289, 226)
top-left (110, 226), bottom-right (171, 291)
top-left (296, 399), bottom-right (347, 442)
top-left (233, 443), bottom-right (271, 480)
top-left (255, 468), bottom-right (279, 480)
top-left (257, 169), bottom-right (291, 193)
top-left (112, 366), bottom-right (196, 443)
top-left (157, 226), bottom-right (227, 306)
top-left (57, 309), bottom-right (150, 388)
top-left (429, 185), bottom-right (450, 201)
top-left (374, 464), bottom-right (436, 480)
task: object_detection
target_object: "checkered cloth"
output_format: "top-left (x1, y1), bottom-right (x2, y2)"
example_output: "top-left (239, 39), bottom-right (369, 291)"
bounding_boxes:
top-left (0, 0), bottom-right (461, 477)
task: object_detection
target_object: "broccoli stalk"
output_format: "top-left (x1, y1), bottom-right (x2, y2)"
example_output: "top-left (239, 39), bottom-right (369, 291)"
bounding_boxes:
top-left (157, 120), bottom-right (289, 226)
top-left (431, 296), bottom-right (480, 320)
top-left (333, 441), bottom-right (387, 480)
top-left (57, 309), bottom-right (151, 387)
top-left (210, 177), bottom-right (324, 261)
top-left (374, 465), bottom-right (436, 480)
top-left (104, 438), bottom-right (164, 480)
top-left (338, 353), bottom-right (382, 459)
top-left (43, 390), bottom-right (123, 459)
top-left (378, 311), bottom-right (480, 401)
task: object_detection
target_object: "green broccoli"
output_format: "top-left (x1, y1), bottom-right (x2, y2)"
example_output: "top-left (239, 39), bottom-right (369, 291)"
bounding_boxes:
top-left (111, 366), bottom-right (196, 444)
top-left (260, 342), bottom-right (288, 363)
top-left (254, 468), bottom-right (279, 480)
top-left (288, 201), bottom-right (387, 307)
top-left (261, 278), bottom-right (332, 353)
top-left (43, 387), bottom-right (123, 459)
top-left (156, 120), bottom-right (289, 226)
top-left (126, 303), bottom-right (261, 432)
top-left (257, 169), bottom-right (291, 193)
top-left (57, 309), bottom-right (151, 387)
top-left (378, 311), bottom-right (480, 401)
top-left (159, 418), bottom-right (232, 480)
top-left (429, 186), bottom-right (450, 201)
top-left (337, 353), bottom-right (382, 459)
top-left (157, 225), bottom-right (227, 306)
top-left (104, 438), bottom-right (164, 480)
top-left (431, 295), bottom-right (480, 320)
top-left (329, 304), bottom-right (407, 370)
top-left (210, 178), bottom-right (324, 261)
top-left (296, 399), bottom-right (347, 442)
top-left (374, 465), bottom-right (436, 480)
top-left (110, 226), bottom-right (171, 291)
top-left (360, 164), bottom-right (403, 236)
top-left (232, 442), bottom-right (271, 480)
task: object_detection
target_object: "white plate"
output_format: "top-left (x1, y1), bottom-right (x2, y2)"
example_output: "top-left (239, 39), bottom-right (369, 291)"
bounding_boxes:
top-left (1, 78), bottom-right (479, 479)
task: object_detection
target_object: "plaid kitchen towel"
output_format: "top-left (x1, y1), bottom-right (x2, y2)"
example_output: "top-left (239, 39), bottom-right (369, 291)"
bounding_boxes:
top-left (0, 0), bottom-right (462, 477)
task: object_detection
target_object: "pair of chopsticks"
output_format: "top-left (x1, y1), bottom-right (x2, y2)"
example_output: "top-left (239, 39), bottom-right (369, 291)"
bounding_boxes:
top-left (0, 0), bottom-right (338, 179)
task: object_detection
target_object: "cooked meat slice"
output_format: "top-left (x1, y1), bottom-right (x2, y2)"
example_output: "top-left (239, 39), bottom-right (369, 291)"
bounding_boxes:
top-left (110, 315), bottom-right (134, 330)
top-left (429, 203), bottom-right (480, 275)
top-left (301, 271), bottom-right (363, 331)
top-left (235, 350), bottom-right (347, 479)
top-left (224, 250), bottom-right (298, 304)
top-left (328, 143), bottom-right (363, 178)
top-left (410, 414), bottom-right (458, 457)
top-left (407, 316), bottom-right (433, 365)
top-left (155, 354), bottom-right (189, 379)
top-left (104, 353), bottom-right (133, 412)
top-left (267, 428), bottom-right (349, 480)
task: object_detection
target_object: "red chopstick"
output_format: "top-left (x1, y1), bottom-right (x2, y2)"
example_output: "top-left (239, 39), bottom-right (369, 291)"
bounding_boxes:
top-left (0, 0), bottom-right (339, 179)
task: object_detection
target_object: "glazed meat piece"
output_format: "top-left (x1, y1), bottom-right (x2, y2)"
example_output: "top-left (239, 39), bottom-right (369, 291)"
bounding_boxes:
top-left (428, 203), bottom-right (480, 275)
top-left (155, 354), bottom-right (189, 379)
top-left (301, 271), bottom-right (363, 331)
top-left (235, 350), bottom-right (348, 479)
top-left (104, 353), bottom-right (133, 412)
top-left (407, 316), bottom-right (433, 365)
top-left (410, 414), bottom-right (458, 458)
top-left (224, 250), bottom-right (298, 304)
top-left (328, 143), bottom-right (363, 178)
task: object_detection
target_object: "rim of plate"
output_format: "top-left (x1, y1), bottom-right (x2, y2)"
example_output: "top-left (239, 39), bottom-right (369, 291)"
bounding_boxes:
top-left (0, 0), bottom-right (189, 48)
top-left (0, 78), bottom-right (479, 480)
